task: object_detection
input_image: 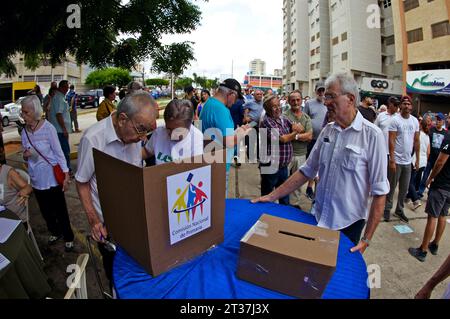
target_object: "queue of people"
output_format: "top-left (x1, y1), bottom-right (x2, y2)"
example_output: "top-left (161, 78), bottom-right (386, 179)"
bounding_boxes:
top-left (5, 73), bottom-right (448, 299)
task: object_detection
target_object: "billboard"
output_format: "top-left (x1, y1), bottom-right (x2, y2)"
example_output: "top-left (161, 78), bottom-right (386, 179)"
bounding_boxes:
top-left (407, 70), bottom-right (450, 96)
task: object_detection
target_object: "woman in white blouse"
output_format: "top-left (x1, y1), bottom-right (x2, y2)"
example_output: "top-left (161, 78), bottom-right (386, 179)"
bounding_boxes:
top-left (20, 95), bottom-right (74, 252)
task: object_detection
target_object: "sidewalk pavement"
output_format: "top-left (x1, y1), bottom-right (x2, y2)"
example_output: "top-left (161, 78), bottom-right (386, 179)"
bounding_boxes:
top-left (4, 111), bottom-right (449, 299)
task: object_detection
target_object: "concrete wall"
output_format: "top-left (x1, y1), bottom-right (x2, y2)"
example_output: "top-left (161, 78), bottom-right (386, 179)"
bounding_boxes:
top-left (393, 0), bottom-right (450, 64)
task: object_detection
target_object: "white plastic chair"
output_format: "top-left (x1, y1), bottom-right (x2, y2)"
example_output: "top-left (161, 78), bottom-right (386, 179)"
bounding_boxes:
top-left (64, 253), bottom-right (89, 299)
top-left (16, 169), bottom-right (43, 260)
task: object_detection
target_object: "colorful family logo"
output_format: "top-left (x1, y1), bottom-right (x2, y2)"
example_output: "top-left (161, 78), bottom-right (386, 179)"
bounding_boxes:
top-left (171, 173), bottom-right (208, 224)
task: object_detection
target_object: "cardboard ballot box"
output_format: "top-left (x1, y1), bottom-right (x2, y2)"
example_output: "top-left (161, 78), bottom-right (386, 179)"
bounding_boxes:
top-left (237, 214), bottom-right (340, 299)
top-left (93, 149), bottom-right (226, 277)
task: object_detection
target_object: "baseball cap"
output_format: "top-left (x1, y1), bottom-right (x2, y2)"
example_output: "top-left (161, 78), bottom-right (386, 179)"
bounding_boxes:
top-left (436, 112), bottom-right (445, 121)
top-left (362, 91), bottom-right (374, 99)
top-left (400, 95), bottom-right (412, 104)
top-left (315, 81), bottom-right (325, 91)
top-left (219, 79), bottom-right (244, 99)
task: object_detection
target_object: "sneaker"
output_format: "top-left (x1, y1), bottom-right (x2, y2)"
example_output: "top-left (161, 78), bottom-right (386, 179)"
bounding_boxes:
top-left (428, 243), bottom-right (439, 255)
top-left (383, 211), bottom-right (391, 222)
top-left (48, 235), bottom-right (62, 245)
top-left (64, 241), bottom-right (74, 252)
top-left (233, 156), bottom-right (241, 167)
top-left (408, 247), bottom-right (427, 262)
top-left (394, 211), bottom-right (409, 223)
top-left (413, 200), bottom-right (422, 211)
top-left (405, 198), bottom-right (412, 205)
top-left (306, 187), bottom-right (315, 201)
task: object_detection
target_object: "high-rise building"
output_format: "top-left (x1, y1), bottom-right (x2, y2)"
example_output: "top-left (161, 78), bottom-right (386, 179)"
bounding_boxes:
top-left (392, 0), bottom-right (450, 113)
top-left (283, 0), bottom-right (403, 97)
top-left (249, 59), bottom-right (267, 75)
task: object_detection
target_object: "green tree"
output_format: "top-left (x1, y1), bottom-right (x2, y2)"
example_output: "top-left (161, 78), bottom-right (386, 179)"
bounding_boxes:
top-left (145, 78), bottom-right (170, 87)
top-left (151, 42), bottom-right (195, 99)
top-left (1, 1), bottom-right (203, 75)
top-left (174, 77), bottom-right (194, 91)
top-left (85, 68), bottom-right (131, 88)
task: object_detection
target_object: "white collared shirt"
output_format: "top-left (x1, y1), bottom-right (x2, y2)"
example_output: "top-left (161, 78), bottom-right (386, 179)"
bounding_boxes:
top-left (75, 115), bottom-right (143, 222)
top-left (300, 112), bottom-right (390, 230)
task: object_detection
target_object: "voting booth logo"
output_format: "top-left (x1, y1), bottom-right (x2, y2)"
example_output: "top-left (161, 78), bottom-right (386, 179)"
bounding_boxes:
top-left (167, 166), bottom-right (212, 245)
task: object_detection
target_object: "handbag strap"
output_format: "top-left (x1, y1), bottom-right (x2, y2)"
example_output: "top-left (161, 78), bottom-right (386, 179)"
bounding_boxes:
top-left (24, 125), bottom-right (52, 166)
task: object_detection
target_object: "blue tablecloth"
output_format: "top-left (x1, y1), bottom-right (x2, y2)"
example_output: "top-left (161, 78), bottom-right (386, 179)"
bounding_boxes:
top-left (113, 199), bottom-right (369, 299)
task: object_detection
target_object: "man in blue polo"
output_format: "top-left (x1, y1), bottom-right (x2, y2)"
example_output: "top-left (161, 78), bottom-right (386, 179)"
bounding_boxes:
top-left (200, 79), bottom-right (251, 195)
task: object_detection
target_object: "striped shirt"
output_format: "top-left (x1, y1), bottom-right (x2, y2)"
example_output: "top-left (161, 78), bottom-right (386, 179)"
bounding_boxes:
top-left (260, 115), bottom-right (293, 168)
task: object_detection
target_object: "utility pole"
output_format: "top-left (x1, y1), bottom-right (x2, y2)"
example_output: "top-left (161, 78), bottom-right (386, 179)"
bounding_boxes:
top-left (231, 60), bottom-right (234, 78)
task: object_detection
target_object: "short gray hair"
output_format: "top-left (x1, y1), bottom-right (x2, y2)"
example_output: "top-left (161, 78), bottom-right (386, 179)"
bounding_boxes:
top-left (217, 85), bottom-right (233, 96)
top-left (117, 91), bottom-right (156, 119)
top-left (127, 81), bottom-right (143, 94)
top-left (325, 73), bottom-right (360, 106)
top-left (164, 99), bottom-right (194, 128)
top-left (21, 95), bottom-right (42, 120)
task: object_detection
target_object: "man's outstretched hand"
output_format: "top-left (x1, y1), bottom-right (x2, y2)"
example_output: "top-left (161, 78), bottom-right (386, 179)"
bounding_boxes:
top-left (251, 195), bottom-right (275, 204)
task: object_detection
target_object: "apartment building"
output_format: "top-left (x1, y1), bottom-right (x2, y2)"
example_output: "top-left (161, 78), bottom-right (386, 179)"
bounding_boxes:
top-left (283, 0), bottom-right (403, 97)
top-left (392, 0), bottom-right (450, 113)
top-left (249, 59), bottom-right (267, 75)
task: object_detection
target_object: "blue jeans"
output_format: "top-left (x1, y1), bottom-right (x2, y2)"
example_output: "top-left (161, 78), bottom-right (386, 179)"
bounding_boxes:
top-left (407, 167), bottom-right (425, 202)
top-left (260, 166), bottom-right (290, 205)
top-left (57, 133), bottom-right (71, 171)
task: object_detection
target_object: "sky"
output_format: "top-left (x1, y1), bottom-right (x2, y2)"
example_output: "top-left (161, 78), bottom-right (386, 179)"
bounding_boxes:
top-left (145, 0), bottom-right (283, 82)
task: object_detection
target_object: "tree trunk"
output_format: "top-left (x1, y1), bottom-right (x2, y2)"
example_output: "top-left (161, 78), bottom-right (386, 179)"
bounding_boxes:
top-left (171, 73), bottom-right (175, 100)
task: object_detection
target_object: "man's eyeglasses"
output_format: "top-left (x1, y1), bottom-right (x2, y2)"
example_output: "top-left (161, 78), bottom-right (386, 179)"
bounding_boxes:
top-left (125, 115), bottom-right (153, 136)
top-left (324, 93), bottom-right (347, 102)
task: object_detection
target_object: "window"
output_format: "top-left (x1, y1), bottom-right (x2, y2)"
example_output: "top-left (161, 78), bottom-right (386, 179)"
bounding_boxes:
top-left (403, 0), bottom-right (419, 12)
top-left (23, 76), bottom-right (35, 82)
top-left (316, 32), bottom-right (320, 39)
top-left (342, 52), bottom-right (348, 61)
top-left (341, 32), bottom-right (347, 41)
top-left (311, 49), bottom-right (315, 56)
top-left (36, 75), bottom-right (53, 82)
top-left (310, 64), bottom-right (315, 71)
top-left (407, 28), bottom-right (423, 43)
top-left (385, 35), bottom-right (395, 45)
top-left (431, 21), bottom-right (450, 38)
top-left (311, 35), bottom-right (315, 42)
top-left (316, 47), bottom-right (320, 54)
top-left (332, 37), bottom-right (339, 45)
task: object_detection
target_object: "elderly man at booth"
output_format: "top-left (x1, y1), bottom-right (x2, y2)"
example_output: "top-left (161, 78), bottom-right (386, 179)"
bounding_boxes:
top-left (253, 73), bottom-right (389, 253)
top-left (75, 92), bottom-right (158, 286)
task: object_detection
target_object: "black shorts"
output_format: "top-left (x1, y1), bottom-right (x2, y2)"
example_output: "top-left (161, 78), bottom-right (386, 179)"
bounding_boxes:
top-left (425, 188), bottom-right (450, 218)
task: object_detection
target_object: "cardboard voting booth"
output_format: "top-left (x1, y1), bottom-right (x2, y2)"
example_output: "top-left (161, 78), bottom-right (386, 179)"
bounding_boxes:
top-left (237, 214), bottom-right (339, 299)
top-left (93, 149), bottom-right (226, 277)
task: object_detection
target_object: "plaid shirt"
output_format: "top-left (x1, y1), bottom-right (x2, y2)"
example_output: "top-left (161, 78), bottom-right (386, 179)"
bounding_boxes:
top-left (260, 115), bottom-right (293, 168)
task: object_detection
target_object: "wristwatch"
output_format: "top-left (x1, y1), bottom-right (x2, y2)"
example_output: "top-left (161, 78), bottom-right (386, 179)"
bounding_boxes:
top-left (295, 134), bottom-right (300, 141)
top-left (361, 237), bottom-right (370, 246)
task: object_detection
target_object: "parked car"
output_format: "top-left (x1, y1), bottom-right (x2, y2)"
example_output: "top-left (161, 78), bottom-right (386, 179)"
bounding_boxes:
top-left (1, 103), bottom-right (21, 127)
top-left (76, 89), bottom-right (103, 108)
top-left (1, 96), bottom-right (25, 127)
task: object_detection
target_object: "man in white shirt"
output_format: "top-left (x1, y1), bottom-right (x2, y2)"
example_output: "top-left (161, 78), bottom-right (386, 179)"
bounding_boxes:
top-left (252, 73), bottom-right (389, 253)
top-left (375, 96), bottom-right (400, 159)
top-left (75, 92), bottom-right (158, 283)
top-left (384, 95), bottom-right (420, 223)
